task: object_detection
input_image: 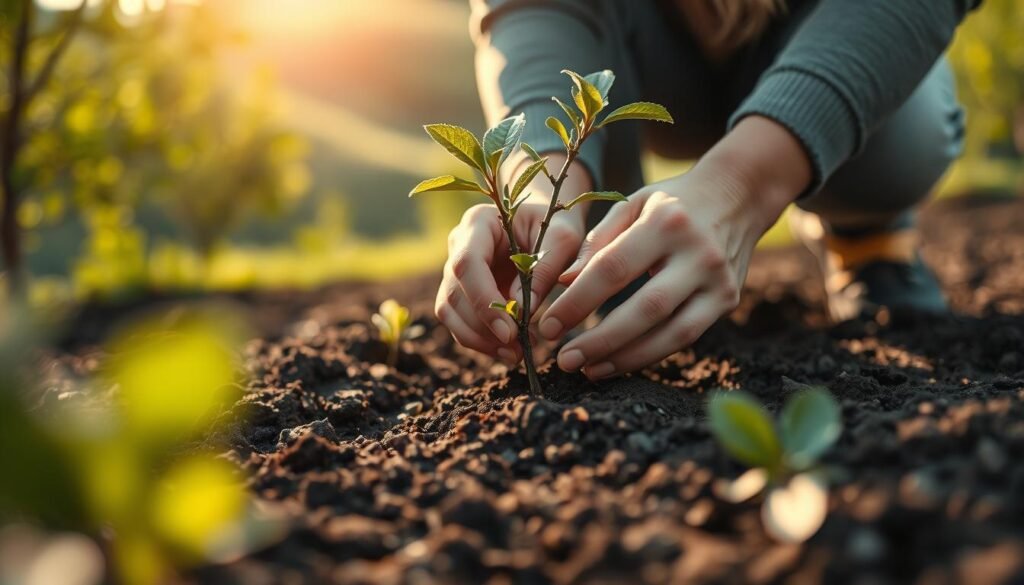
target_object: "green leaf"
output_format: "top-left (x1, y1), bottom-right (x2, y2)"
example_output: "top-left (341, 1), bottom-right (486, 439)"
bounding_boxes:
top-left (546, 117), bottom-right (571, 148)
top-left (409, 175), bottom-right (486, 197)
top-left (552, 97), bottom-right (581, 133)
top-left (521, 143), bottom-right (543, 162)
top-left (712, 468), bottom-right (769, 504)
top-left (562, 69), bottom-right (605, 121)
top-left (598, 102), bottom-right (674, 127)
top-left (509, 253), bottom-right (540, 275)
top-left (584, 70), bottom-right (615, 101)
top-left (488, 149), bottom-right (503, 172)
top-left (510, 158), bottom-right (549, 203)
top-left (509, 193), bottom-right (530, 220)
top-left (708, 391), bottom-right (782, 470)
top-left (373, 299), bottom-right (411, 345)
top-left (490, 299), bottom-right (521, 320)
top-left (562, 191), bottom-right (627, 211)
top-left (483, 114), bottom-right (526, 170)
top-left (505, 299), bottom-right (521, 320)
top-left (779, 386), bottom-right (842, 469)
top-left (423, 124), bottom-right (486, 172)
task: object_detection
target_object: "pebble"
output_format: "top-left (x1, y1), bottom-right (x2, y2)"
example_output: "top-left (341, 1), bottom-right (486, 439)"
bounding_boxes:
top-left (626, 432), bottom-right (656, 456)
top-left (976, 437), bottom-right (1008, 474)
top-left (846, 528), bottom-right (886, 564)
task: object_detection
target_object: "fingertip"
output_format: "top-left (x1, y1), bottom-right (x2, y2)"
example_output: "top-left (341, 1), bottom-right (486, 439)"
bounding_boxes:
top-left (496, 348), bottom-right (519, 364)
top-left (490, 319), bottom-right (513, 345)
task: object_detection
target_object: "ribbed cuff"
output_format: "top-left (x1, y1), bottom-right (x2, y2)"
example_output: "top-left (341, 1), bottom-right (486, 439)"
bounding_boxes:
top-left (518, 100), bottom-right (606, 189)
top-left (728, 68), bottom-right (860, 198)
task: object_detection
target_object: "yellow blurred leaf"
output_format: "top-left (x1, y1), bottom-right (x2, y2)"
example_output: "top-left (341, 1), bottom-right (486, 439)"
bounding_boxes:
top-left (78, 442), bottom-right (142, 525)
top-left (114, 533), bottom-right (166, 585)
top-left (107, 316), bottom-right (242, 439)
top-left (17, 200), bottom-right (43, 229)
top-left (97, 157), bottom-right (125, 186)
top-left (65, 102), bottom-right (97, 134)
top-left (151, 456), bottom-right (246, 558)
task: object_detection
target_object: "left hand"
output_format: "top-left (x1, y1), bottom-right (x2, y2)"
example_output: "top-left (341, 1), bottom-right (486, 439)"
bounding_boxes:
top-left (540, 116), bottom-right (811, 379)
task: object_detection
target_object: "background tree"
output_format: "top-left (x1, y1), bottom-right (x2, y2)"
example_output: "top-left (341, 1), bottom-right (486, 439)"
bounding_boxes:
top-left (1, 0), bottom-right (86, 294)
top-left (3, 0), bottom-right (310, 297)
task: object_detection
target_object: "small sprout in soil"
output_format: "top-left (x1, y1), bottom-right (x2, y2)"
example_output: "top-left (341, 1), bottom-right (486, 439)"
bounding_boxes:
top-left (708, 381), bottom-right (842, 543)
top-left (411, 69), bottom-right (673, 394)
top-left (371, 299), bottom-right (424, 367)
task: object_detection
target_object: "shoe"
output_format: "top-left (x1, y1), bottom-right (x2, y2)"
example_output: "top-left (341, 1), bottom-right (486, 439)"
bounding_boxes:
top-left (789, 208), bottom-right (947, 322)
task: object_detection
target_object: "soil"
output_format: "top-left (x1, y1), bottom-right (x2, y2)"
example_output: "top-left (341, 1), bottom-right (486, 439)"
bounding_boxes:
top-left (60, 196), bottom-right (1024, 584)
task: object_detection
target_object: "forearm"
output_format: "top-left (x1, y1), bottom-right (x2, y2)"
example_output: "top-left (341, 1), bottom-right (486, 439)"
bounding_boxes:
top-left (698, 116), bottom-right (812, 233)
top-left (730, 0), bottom-right (980, 193)
top-left (471, 0), bottom-right (609, 187)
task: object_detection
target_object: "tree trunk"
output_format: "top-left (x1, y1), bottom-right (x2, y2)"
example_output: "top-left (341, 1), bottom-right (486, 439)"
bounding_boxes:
top-left (1, 0), bottom-right (33, 296)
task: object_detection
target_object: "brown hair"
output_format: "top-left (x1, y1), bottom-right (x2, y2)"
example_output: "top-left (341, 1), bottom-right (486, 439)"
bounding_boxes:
top-left (676, 0), bottom-right (786, 60)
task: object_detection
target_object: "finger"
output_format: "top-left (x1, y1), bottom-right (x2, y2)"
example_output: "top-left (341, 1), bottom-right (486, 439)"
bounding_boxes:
top-left (436, 277), bottom-right (521, 361)
top-left (451, 213), bottom-right (519, 345)
top-left (559, 198), bottom-right (640, 285)
top-left (539, 217), bottom-right (666, 341)
top-left (582, 292), bottom-right (724, 379)
top-left (556, 254), bottom-right (702, 371)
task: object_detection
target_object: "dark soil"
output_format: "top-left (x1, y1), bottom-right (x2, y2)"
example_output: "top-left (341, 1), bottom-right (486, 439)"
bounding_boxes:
top-left (72, 197), bottom-right (1024, 583)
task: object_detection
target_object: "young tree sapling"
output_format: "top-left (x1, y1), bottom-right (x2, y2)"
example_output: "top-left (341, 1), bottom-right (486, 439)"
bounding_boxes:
top-left (708, 380), bottom-right (843, 543)
top-left (372, 299), bottom-right (424, 367)
top-left (410, 69), bottom-right (673, 393)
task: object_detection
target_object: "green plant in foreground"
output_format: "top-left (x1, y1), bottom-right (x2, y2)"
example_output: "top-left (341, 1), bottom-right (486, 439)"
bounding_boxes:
top-left (708, 380), bottom-right (842, 543)
top-left (372, 299), bottom-right (425, 367)
top-left (410, 69), bottom-right (673, 393)
top-left (0, 306), bottom-right (280, 583)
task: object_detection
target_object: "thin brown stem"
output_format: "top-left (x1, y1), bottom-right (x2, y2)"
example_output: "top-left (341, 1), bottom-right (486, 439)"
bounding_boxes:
top-left (488, 167), bottom-right (541, 394)
top-left (494, 124), bottom-right (591, 395)
top-left (24, 0), bottom-right (87, 104)
top-left (530, 146), bottom-right (580, 257)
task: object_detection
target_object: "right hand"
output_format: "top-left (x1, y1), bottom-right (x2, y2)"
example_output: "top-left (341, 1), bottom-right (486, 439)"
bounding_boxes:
top-left (435, 155), bottom-right (593, 362)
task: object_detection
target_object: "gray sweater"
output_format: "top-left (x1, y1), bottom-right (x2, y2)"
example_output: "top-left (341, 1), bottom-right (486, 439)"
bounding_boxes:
top-left (470, 0), bottom-right (981, 192)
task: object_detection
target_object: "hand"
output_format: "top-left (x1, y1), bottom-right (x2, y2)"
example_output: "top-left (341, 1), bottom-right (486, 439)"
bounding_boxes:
top-left (435, 155), bottom-right (593, 361)
top-left (541, 116), bottom-right (811, 378)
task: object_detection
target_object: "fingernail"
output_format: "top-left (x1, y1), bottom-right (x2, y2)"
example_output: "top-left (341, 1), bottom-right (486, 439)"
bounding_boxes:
top-left (586, 362), bottom-right (615, 379)
top-left (497, 348), bottom-right (518, 364)
top-left (539, 316), bottom-right (563, 340)
top-left (492, 319), bottom-right (513, 344)
top-left (560, 259), bottom-right (582, 279)
top-left (558, 349), bottom-right (585, 372)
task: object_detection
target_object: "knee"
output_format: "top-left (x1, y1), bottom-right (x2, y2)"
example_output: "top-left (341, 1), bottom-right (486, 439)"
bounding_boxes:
top-left (807, 60), bottom-right (965, 221)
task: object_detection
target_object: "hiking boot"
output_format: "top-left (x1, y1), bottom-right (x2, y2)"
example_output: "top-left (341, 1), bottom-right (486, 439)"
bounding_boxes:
top-left (789, 208), bottom-right (947, 322)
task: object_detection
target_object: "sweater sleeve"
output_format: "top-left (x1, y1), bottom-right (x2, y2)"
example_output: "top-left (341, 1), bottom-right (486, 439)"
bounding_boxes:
top-left (470, 0), bottom-right (610, 187)
top-left (729, 0), bottom-right (982, 196)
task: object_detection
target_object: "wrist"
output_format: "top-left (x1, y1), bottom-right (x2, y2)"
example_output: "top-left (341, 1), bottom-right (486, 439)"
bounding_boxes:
top-left (701, 115), bottom-right (812, 230)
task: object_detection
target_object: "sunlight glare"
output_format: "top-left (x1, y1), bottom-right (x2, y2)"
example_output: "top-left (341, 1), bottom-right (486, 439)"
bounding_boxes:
top-left (37, 0), bottom-right (177, 11)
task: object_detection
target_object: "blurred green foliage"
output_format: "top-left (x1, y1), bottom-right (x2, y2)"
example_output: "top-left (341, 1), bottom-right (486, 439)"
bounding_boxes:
top-left (0, 303), bottom-right (268, 583)
top-left (3, 0), bottom-right (314, 300)
top-left (943, 0), bottom-right (1024, 196)
top-left (2, 0), bottom-right (1022, 305)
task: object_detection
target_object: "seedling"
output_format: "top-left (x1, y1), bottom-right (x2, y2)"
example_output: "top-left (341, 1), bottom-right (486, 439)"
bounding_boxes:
top-left (372, 299), bottom-right (424, 367)
top-left (410, 69), bottom-right (673, 393)
top-left (707, 380), bottom-right (842, 543)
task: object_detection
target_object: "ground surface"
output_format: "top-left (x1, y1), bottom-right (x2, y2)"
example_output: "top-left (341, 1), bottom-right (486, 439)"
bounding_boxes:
top-left (73, 196), bottom-right (1024, 584)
